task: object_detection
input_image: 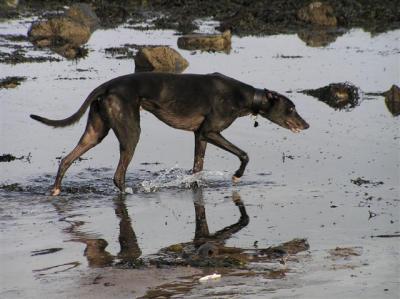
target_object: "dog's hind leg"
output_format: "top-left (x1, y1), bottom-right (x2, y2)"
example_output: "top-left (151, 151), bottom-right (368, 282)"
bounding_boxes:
top-left (193, 131), bottom-right (207, 173)
top-left (107, 95), bottom-right (141, 192)
top-left (51, 103), bottom-right (110, 196)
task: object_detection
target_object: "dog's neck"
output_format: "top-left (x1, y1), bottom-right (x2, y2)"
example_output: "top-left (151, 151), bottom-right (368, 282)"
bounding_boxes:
top-left (251, 88), bottom-right (267, 115)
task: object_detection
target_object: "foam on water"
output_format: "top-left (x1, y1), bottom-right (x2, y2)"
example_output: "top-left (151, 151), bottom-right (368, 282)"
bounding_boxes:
top-left (138, 167), bottom-right (228, 193)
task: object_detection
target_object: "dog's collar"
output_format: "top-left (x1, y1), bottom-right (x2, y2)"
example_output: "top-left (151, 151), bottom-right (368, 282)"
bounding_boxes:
top-left (251, 88), bottom-right (266, 115)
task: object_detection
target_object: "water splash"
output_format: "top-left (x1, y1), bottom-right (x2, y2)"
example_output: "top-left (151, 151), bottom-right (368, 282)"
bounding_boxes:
top-left (138, 167), bottom-right (228, 193)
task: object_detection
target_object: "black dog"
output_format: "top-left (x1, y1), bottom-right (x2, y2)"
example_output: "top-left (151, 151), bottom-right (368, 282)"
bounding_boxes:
top-left (31, 72), bottom-right (309, 196)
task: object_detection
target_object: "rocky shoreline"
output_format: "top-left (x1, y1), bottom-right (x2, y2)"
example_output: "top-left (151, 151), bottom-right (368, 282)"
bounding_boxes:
top-left (1, 0), bottom-right (399, 35)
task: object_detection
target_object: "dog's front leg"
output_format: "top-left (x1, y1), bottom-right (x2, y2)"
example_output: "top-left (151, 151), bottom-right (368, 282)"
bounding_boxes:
top-left (202, 132), bottom-right (249, 182)
top-left (193, 131), bottom-right (207, 173)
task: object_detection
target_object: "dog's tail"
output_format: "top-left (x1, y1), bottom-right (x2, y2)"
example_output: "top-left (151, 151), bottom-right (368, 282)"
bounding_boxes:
top-left (30, 86), bottom-right (106, 128)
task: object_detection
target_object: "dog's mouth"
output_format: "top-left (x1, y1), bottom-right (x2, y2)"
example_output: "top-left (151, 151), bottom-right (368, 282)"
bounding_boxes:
top-left (285, 120), bottom-right (309, 133)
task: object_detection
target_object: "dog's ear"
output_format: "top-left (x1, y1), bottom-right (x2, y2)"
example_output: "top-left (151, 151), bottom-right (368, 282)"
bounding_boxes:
top-left (264, 88), bottom-right (277, 101)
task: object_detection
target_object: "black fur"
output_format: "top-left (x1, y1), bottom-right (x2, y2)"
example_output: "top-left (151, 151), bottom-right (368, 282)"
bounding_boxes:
top-left (31, 72), bottom-right (309, 195)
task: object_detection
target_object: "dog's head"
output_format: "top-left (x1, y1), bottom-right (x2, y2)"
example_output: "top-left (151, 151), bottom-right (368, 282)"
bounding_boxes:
top-left (257, 89), bottom-right (309, 133)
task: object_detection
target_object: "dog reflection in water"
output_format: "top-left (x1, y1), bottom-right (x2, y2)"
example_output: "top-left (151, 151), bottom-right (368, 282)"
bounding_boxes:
top-left (56, 189), bottom-right (308, 268)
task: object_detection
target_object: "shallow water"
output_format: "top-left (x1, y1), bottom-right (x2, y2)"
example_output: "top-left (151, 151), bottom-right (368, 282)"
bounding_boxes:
top-left (1, 18), bottom-right (399, 298)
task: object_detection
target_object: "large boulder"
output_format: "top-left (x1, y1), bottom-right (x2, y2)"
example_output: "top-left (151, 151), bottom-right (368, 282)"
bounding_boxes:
top-left (177, 30), bottom-right (231, 53)
top-left (134, 46), bottom-right (189, 73)
top-left (28, 3), bottom-right (99, 59)
top-left (297, 2), bottom-right (337, 27)
top-left (297, 29), bottom-right (345, 47)
top-left (29, 17), bottom-right (92, 48)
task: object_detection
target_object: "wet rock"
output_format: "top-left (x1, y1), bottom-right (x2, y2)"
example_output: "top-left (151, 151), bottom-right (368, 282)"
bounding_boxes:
top-left (384, 85), bottom-right (400, 117)
top-left (54, 44), bottom-right (89, 60)
top-left (177, 30), bottom-right (232, 53)
top-left (134, 46), bottom-right (189, 73)
top-left (259, 238), bottom-right (309, 259)
top-left (29, 17), bottom-right (89, 47)
top-left (166, 243), bottom-right (184, 253)
top-left (278, 238), bottom-right (310, 254)
top-left (0, 0), bottom-right (18, 9)
top-left (0, 76), bottom-right (26, 89)
top-left (27, 3), bottom-right (98, 59)
top-left (297, 2), bottom-right (337, 27)
top-left (300, 82), bottom-right (361, 111)
top-left (297, 29), bottom-right (345, 47)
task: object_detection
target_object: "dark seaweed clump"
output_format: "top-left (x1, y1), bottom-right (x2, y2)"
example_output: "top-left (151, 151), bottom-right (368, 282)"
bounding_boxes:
top-left (10, 0), bottom-right (400, 35)
top-left (147, 0), bottom-right (400, 35)
top-left (301, 83), bottom-right (361, 111)
top-left (0, 76), bottom-right (26, 89)
top-left (0, 50), bottom-right (61, 64)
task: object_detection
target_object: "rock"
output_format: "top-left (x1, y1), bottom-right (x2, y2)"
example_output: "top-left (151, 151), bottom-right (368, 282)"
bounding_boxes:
top-left (29, 17), bottom-right (92, 47)
top-left (166, 243), bottom-right (184, 253)
top-left (0, 0), bottom-right (18, 8)
top-left (66, 3), bottom-right (100, 32)
top-left (27, 3), bottom-right (98, 59)
top-left (300, 82), bottom-right (361, 111)
top-left (134, 46), bottom-right (189, 73)
top-left (297, 29), bottom-right (345, 47)
top-left (177, 30), bottom-right (232, 53)
top-left (0, 0), bottom-right (18, 18)
top-left (53, 44), bottom-right (89, 60)
top-left (384, 84), bottom-right (400, 117)
top-left (297, 2), bottom-right (337, 27)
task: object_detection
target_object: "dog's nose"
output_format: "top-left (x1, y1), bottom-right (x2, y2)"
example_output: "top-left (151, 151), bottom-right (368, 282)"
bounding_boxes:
top-left (303, 122), bottom-right (310, 130)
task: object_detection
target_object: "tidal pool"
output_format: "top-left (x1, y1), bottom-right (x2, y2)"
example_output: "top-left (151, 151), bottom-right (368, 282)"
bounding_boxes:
top-left (0, 17), bottom-right (399, 298)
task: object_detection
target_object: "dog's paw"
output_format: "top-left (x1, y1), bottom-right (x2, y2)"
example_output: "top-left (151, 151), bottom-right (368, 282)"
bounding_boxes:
top-left (232, 176), bottom-right (241, 184)
top-left (50, 188), bottom-right (61, 196)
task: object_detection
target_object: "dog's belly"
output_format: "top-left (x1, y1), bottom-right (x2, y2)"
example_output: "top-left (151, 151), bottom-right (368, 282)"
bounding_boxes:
top-left (142, 106), bottom-right (204, 131)
top-left (158, 112), bottom-right (204, 131)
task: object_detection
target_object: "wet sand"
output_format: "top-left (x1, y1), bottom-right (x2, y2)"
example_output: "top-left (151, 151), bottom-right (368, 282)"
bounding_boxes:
top-left (1, 15), bottom-right (399, 299)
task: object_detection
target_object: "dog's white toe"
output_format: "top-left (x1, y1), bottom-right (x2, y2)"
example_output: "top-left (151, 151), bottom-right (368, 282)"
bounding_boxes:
top-left (232, 176), bottom-right (241, 183)
top-left (51, 188), bottom-right (61, 196)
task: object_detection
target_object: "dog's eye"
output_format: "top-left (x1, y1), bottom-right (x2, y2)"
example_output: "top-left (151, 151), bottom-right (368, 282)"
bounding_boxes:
top-left (288, 107), bottom-right (295, 113)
